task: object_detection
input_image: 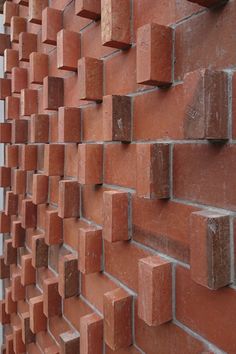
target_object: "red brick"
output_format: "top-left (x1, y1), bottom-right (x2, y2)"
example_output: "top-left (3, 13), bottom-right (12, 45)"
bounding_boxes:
top-left (10, 16), bottom-right (27, 43)
top-left (19, 144), bottom-right (37, 171)
top-left (5, 191), bottom-right (18, 216)
top-left (80, 313), bottom-right (103, 354)
top-left (0, 34), bottom-right (10, 55)
top-left (29, 0), bottom-right (48, 24)
top-left (190, 210), bottom-right (231, 290)
top-left (0, 123), bottom-right (11, 143)
top-left (11, 120), bottom-right (28, 143)
top-left (12, 169), bottom-right (26, 195)
top-left (21, 312), bottom-right (35, 344)
top-left (21, 199), bottom-right (37, 228)
top-left (58, 107), bottom-right (81, 142)
top-left (138, 255), bottom-right (172, 326)
top-left (78, 143), bottom-right (103, 184)
top-left (0, 166), bottom-right (11, 188)
top-left (104, 288), bottom-right (132, 350)
top-left (20, 89), bottom-right (38, 116)
top-left (45, 209), bottom-right (63, 245)
top-left (0, 211), bottom-right (10, 233)
top-left (78, 57), bottom-right (103, 102)
top-left (12, 272), bottom-right (25, 301)
top-left (3, 2), bottom-right (19, 26)
top-left (58, 180), bottom-right (80, 218)
top-left (32, 234), bottom-right (48, 268)
top-left (4, 239), bottom-right (17, 265)
top-left (5, 287), bottom-right (17, 314)
top-left (30, 114), bottom-right (49, 143)
top-left (183, 69), bottom-right (229, 140)
top-left (43, 277), bottom-right (62, 318)
top-left (44, 144), bottom-right (64, 176)
top-left (13, 325), bottom-right (26, 353)
top-left (29, 52), bottom-right (49, 84)
top-left (19, 32), bottom-right (37, 62)
top-left (5, 145), bottom-right (19, 168)
top-left (0, 79), bottom-right (11, 100)
top-left (59, 330), bottom-right (80, 354)
top-left (4, 49), bottom-right (19, 73)
top-left (32, 174), bottom-right (48, 204)
top-left (12, 220), bottom-right (25, 248)
top-left (64, 144), bottom-right (78, 178)
top-left (0, 301), bottom-right (10, 324)
top-left (21, 254), bottom-right (36, 286)
top-left (16, 0), bottom-right (29, 5)
top-left (0, 256), bottom-right (10, 279)
top-left (187, 0), bottom-right (226, 6)
top-left (103, 190), bottom-right (129, 242)
top-left (103, 95), bottom-right (131, 142)
top-left (42, 7), bottom-right (63, 45)
top-left (5, 96), bottom-right (20, 120)
top-left (12, 67), bottom-right (28, 94)
top-left (29, 295), bottom-right (47, 333)
top-left (57, 29), bottom-right (81, 71)
top-left (58, 254), bottom-right (79, 298)
top-left (75, 0), bottom-right (101, 19)
top-left (43, 76), bottom-right (64, 110)
top-left (5, 334), bottom-right (14, 354)
top-left (79, 227), bottom-right (102, 274)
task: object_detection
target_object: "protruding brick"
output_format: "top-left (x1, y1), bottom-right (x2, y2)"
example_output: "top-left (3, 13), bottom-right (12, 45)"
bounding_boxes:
top-left (21, 254), bottom-right (36, 286)
top-left (4, 239), bottom-right (17, 265)
top-left (103, 95), bottom-right (131, 142)
top-left (6, 334), bottom-right (14, 354)
top-left (43, 76), bottom-right (64, 110)
top-left (0, 212), bottom-right (10, 233)
top-left (13, 325), bottom-right (26, 353)
top-left (137, 23), bottom-right (173, 86)
top-left (190, 210), bottom-right (231, 290)
top-left (0, 301), bottom-right (10, 324)
top-left (0, 79), bottom-right (11, 99)
top-left (43, 277), bottom-right (62, 318)
top-left (12, 67), bottom-right (28, 93)
top-left (19, 144), bottom-right (37, 171)
top-left (12, 220), bottom-right (25, 247)
top-left (11, 120), bottom-right (28, 143)
top-left (58, 180), bottom-right (80, 218)
top-left (19, 32), bottom-right (37, 62)
top-left (0, 123), bottom-right (11, 143)
top-left (42, 7), bottom-right (63, 45)
top-left (59, 330), bottom-right (80, 354)
top-left (4, 49), bottom-right (19, 73)
top-left (57, 29), bottom-right (81, 71)
top-left (32, 234), bottom-right (48, 268)
top-left (80, 313), bottom-right (103, 354)
top-left (29, 295), bottom-right (47, 333)
top-left (103, 190), bottom-right (129, 242)
top-left (136, 143), bottom-right (170, 199)
top-left (58, 254), bottom-right (79, 298)
top-left (45, 209), bottom-right (63, 245)
top-left (10, 16), bottom-right (27, 43)
top-left (104, 288), bottom-right (132, 350)
top-left (44, 144), bottom-right (64, 176)
top-left (5, 96), bottom-right (20, 120)
top-left (187, 0), bottom-right (226, 6)
top-left (138, 255), bottom-right (172, 326)
top-left (29, 0), bottom-right (48, 24)
top-left (32, 174), bottom-right (48, 204)
top-left (21, 312), bottom-right (35, 344)
top-left (6, 145), bottom-right (19, 168)
top-left (184, 69), bottom-right (229, 140)
top-left (0, 166), bottom-right (11, 187)
top-left (101, 0), bottom-right (131, 49)
top-left (20, 88), bottom-right (38, 116)
top-left (58, 107), bottom-right (81, 143)
top-left (78, 143), bottom-right (103, 184)
top-left (29, 52), bottom-right (49, 84)
top-left (30, 114), bottom-right (49, 143)
top-left (21, 199), bottom-right (37, 228)
top-left (12, 272), bottom-right (25, 301)
top-left (5, 191), bottom-right (18, 216)
top-left (79, 228), bottom-right (102, 274)
top-left (12, 169), bottom-right (26, 195)
top-left (5, 287), bottom-right (17, 314)
top-left (0, 34), bottom-right (10, 55)
top-left (78, 57), bottom-right (103, 102)
top-left (0, 256), bottom-right (10, 279)
top-left (3, 2), bottom-right (19, 26)
top-left (75, 0), bottom-right (101, 19)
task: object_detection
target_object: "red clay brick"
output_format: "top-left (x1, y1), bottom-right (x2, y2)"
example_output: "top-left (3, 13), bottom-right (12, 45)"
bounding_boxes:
top-left (29, 295), bottom-right (47, 333)
top-left (43, 76), bottom-right (64, 110)
top-left (42, 7), bottom-right (63, 45)
top-left (4, 239), bottom-right (17, 265)
top-left (58, 180), bottom-right (80, 218)
top-left (0, 211), bottom-right (10, 233)
top-left (59, 330), bottom-right (80, 354)
top-left (43, 277), bottom-right (62, 318)
top-left (79, 227), bottom-right (102, 274)
top-left (32, 174), bottom-right (48, 204)
top-left (32, 234), bottom-right (48, 268)
top-left (187, 0), bottom-right (226, 6)
top-left (75, 0), bottom-right (101, 19)
top-left (21, 254), bottom-right (36, 286)
top-left (0, 166), bottom-right (11, 188)
top-left (57, 29), bottom-right (81, 71)
top-left (30, 114), bottom-right (49, 143)
top-left (0, 34), bottom-right (10, 55)
top-left (19, 144), bottom-right (37, 171)
top-left (21, 199), bottom-right (37, 228)
top-left (10, 16), bottom-right (27, 43)
top-left (0, 301), bottom-right (10, 324)
top-left (12, 169), bottom-right (26, 195)
top-left (19, 32), bottom-right (37, 62)
top-left (4, 49), bottom-right (19, 73)
top-left (0, 79), bottom-right (11, 100)
top-left (5, 191), bottom-right (18, 216)
top-left (11, 120), bottom-right (28, 144)
top-left (45, 209), bottom-right (63, 245)
top-left (29, 52), bottom-right (49, 84)
top-left (5, 96), bottom-right (20, 120)
top-left (12, 67), bottom-right (28, 94)
top-left (44, 144), bottom-right (64, 176)
top-left (58, 254), bottom-right (79, 298)
top-left (0, 123), bottom-right (11, 143)
top-left (21, 312), bottom-right (35, 344)
top-left (78, 57), bottom-right (103, 102)
top-left (0, 256), bottom-right (10, 279)
top-left (3, 2), bottom-right (19, 26)
top-left (29, 0), bottom-right (48, 24)
top-left (5, 287), bottom-right (17, 314)
top-left (5, 145), bottom-right (19, 168)
top-left (80, 313), bottom-right (103, 354)
top-left (58, 107), bottom-right (81, 143)
top-left (13, 326), bottom-right (26, 354)
top-left (5, 334), bottom-right (14, 354)
top-left (20, 88), bottom-right (38, 116)
top-left (78, 143), bottom-right (103, 184)
top-left (12, 220), bottom-right (25, 248)
top-left (12, 272), bottom-right (25, 301)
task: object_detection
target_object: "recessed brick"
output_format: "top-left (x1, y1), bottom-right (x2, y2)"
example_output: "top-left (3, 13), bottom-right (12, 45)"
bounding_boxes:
top-left (190, 210), bottom-right (231, 290)
top-left (44, 144), bottom-right (64, 176)
top-left (58, 180), bottom-right (80, 218)
top-left (20, 88), bottom-right (38, 116)
top-left (29, 0), bottom-right (48, 24)
top-left (32, 234), bottom-right (48, 268)
top-left (29, 52), bottom-right (49, 84)
top-left (0, 79), bottom-right (11, 100)
top-left (5, 191), bottom-right (18, 216)
top-left (16, 0), bottom-right (29, 5)
top-left (12, 67), bottom-right (28, 94)
top-left (12, 169), bottom-right (26, 195)
top-left (32, 174), bottom-right (48, 204)
top-left (19, 144), bottom-right (37, 171)
top-left (45, 209), bottom-right (63, 245)
top-left (79, 227), bottom-right (102, 274)
top-left (57, 29), bottom-right (81, 71)
top-left (42, 7), bottom-right (62, 45)
top-left (43, 277), bottom-right (62, 318)
top-left (104, 288), bottom-right (132, 350)
top-left (58, 254), bottom-right (79, 298)
top-left (5, 96), bottom-right (20, 120)
top-left (0, 123), bottom-right (11, 143)
top-left (4, 239), bottom-right (17, 265)
top-left (103, 190), bottom-right (129, 242)
top-left (0, 301), bottom-right (10, 325)
top-left (58, 107), bottom-right (81, 143)
top-left (21, 199), bottom-right (37, 228)
top-left (59, 330), bottom-right (80, 354)
top-left (11, 120), bottom-right (28, 143)
top-left (10, 16), bottom-right (27, 43)
top-left (29, 295), bottom-right (47, 333)
top-left (3, 2), bottom-right (19, 26)
top-left (101, 0), bottom-right (131, 49)
top-left (103, 95), bottom-right (131, 142)
top-left (78, 143), bottom-right (103, 184)
top-left (5, 145), bottom-right (19, 168)
top-left (137, 23), bottom-right (173, 86)
top-left (5, 287), bottom-right (17, 314)
top-left (78, 57), bottom-right (103, 102)
top-left (19, 32), bottom-right (37, 62)
top-left (4, 49), bottom-right (19, 73)
top-left (75, 0), bottom-right (101, 19)
top-left (0, 212), bottom-right (10, 233)
top-left (0, 166), bottom-right (11, 188)
top-left (136, 143), bottom-right (170, 199)
top-left (80, 313), bottom-right (103, 354)
top-left (0, 34), bottom-right (10, 55)
top-left (21, 312), bottom-right (35, 344)
top-left (184, 69), bottom-right (229, 140)
top-left (30, 114), bottom-right (49, 143)
top-left (0, 256), bottom-right (10, 279)
top-left (43, 76), bottom-right (64, 110)
top-left (21, 254), bottom-right (36, 286)
top-left (12, 220), bottom-right (25, 248)
top-left (13, 325), bottom-right (26, 354)
top-left (12, 272), bottom-right (25, 301)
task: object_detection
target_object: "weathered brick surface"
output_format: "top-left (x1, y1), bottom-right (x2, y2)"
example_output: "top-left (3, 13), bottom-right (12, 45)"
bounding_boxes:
top-left (0, 0), bottom-right (235, 353)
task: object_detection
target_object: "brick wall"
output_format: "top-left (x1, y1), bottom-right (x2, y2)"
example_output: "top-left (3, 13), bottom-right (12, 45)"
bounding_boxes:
top-left (0, 0), bottom-right (235, 353)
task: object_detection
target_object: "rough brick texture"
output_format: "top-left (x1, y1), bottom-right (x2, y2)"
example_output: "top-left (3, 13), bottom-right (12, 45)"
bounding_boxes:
top-left (0, 0), bottom-right (235, 353)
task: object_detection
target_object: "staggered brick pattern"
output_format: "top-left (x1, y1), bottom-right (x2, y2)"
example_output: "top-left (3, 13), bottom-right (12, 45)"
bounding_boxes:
top-left (0, 0), bottom-right (235, 353)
